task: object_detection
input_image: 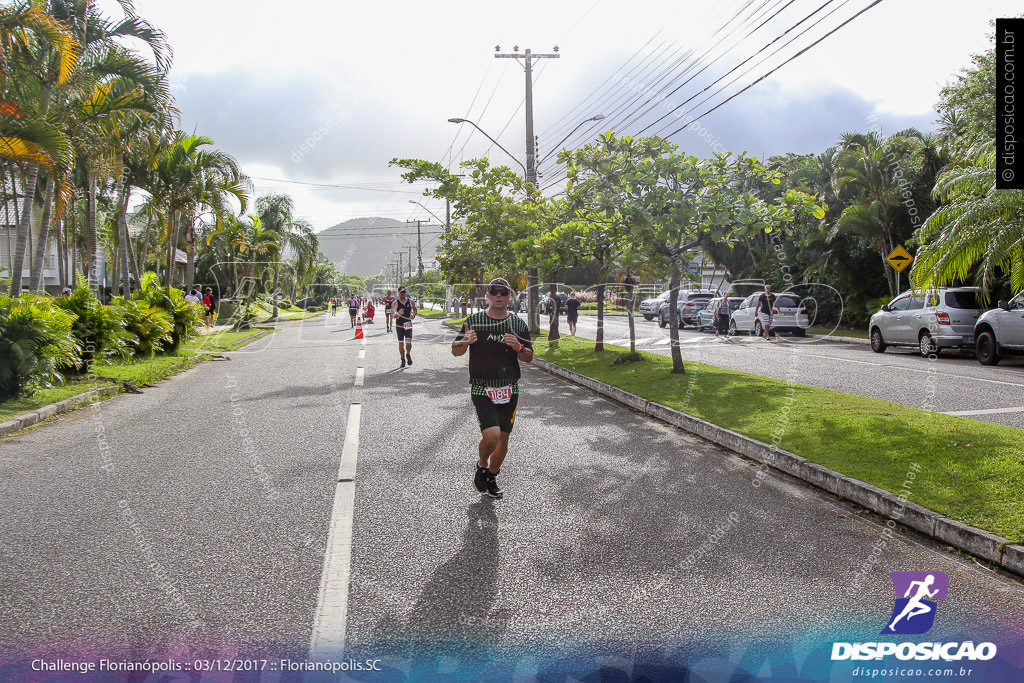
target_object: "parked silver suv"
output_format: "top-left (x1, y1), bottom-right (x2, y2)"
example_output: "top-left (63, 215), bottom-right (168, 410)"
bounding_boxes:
top-left (973, 290), bottom-right (1024, 365)
top-left (869, 287), bottom-right (986, 357)
top-left (658, 290), bottom-right (715, 328)
top-left (639, 291), bottom-right (670, 321)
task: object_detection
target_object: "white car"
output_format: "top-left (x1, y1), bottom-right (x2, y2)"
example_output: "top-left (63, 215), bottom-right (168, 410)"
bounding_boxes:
top-left (973, 291), bottom-right (1024, 365)
top-left (868, 287), bottom-right (985, 357)
top-left (729, 292), bottom-right (810, 337)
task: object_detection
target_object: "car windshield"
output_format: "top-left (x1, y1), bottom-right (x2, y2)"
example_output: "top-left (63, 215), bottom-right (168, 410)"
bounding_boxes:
top-left (944, 291), bottom-right (984, 309)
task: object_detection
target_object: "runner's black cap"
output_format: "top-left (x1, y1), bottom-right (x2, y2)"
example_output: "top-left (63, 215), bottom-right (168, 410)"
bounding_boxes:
top-left (488, 277), bottom-right (511, 290)
top-left (398, 287), bottom-right (406, 293)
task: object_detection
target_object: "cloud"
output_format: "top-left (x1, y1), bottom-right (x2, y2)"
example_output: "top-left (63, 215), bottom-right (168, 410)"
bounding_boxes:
top-left (172, 69), bottom-right (433, 180)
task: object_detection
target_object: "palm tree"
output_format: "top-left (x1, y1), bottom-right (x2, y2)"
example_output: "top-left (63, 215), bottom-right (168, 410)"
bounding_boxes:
top-left (828, 129), bottom-right (924, 296)
top-left (912, 139), bottom-right (1024, 296)
top-left (1, 0), bottom-right (80, 294)
top-left (255, 193), bottom-right (294, 318)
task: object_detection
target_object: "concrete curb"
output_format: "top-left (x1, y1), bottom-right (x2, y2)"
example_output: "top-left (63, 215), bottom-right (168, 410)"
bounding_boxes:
top-left (0, 384), bottom-right (120, 439)
top-left (531, 356), bottom-right (1024, 579)
top-left (808, 333), bottom-right (870, 345)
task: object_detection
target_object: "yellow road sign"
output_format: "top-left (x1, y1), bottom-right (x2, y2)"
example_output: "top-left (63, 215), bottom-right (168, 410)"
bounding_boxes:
top-left (886, 245), bottom-right (913, 273)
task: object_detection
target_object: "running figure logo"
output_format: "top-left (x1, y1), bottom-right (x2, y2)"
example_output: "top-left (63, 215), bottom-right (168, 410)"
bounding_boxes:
top-left (881, 571), bottom-right (949, 635)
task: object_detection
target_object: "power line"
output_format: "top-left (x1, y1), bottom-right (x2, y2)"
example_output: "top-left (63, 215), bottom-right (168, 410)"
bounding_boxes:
top-left (658, 0), bottom-right (885, 140)
top-left (636, 0), bottom-right (845, 136)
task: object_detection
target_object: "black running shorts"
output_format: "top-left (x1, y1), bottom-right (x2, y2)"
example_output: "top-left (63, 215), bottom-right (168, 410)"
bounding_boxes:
top-left (471, 392), bottom-right (519, 433)
top-left (396, 324), bottom-right (413, 341)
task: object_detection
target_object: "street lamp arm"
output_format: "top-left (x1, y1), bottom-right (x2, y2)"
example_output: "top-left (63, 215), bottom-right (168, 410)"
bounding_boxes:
top-left (448, 118), bottom-right (527, 175)
top-left (408, 200), bottom-right (445, 225)
top-left (538, 114), bottom-right (606, 166)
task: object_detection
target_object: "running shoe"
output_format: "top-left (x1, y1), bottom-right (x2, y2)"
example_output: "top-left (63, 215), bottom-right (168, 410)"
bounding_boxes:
top-left (400, 358), bottom-right (406, 368)
top-left (483, 470), bottom-right (503, 499)
top-left (474, 465), bottom-right (488, 492)
top-left (406, 354), bottom-right (412, 365)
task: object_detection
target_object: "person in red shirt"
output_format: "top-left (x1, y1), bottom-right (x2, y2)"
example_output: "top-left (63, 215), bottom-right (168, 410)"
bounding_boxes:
top-left (202, 288), bottom-right (216, 327)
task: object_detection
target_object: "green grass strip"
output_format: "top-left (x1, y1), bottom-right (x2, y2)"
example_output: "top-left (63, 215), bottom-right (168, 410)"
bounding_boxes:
top-left (0, 328), bottom-right (274, 424)
top-left (533, 334), bottom-right (1024, 540)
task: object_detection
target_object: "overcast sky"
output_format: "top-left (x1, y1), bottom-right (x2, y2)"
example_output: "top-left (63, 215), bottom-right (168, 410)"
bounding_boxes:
top-left (98, 0), bottom-right (1017, 240)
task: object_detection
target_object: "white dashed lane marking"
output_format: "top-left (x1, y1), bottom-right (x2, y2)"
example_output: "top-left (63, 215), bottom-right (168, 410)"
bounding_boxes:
top-left (310, 402), bottom-right (362, 658)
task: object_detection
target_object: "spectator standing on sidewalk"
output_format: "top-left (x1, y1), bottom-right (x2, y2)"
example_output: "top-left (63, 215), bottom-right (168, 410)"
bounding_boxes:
top-left (451, 277), bottom-right (533, 499)
top-left (715, 292), bottom-right (732, 338)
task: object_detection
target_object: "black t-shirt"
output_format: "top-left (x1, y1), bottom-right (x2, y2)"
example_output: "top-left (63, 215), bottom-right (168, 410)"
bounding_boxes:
top-left (455, 311), bottom-right (532, 387)
top-left (757, 293), bottom-right (774, 315)
top-left (565, 298), bottom-right (581, 315)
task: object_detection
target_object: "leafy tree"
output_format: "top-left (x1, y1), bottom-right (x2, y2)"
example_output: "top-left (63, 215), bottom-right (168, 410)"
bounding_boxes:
top-left (562, 132), bottom-right (823, 372)
top-left (912, 139), bottom-right (1024, 296)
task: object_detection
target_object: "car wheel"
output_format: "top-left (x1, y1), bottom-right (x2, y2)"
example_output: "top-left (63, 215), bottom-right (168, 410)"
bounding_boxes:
top-left (754, 320), bottom-right (763, 337)
top-left (918, 331), bottom-right (939, 357)
top-left (658, 311), bottom-right (667, 328)
top-left (643, 314), bottom-right (654, 321)
top-left (975, 330), bottom-right (1000, 365)
top-left (729, 319), bottom-right (738, 336)
top-left (870, 328), bottom-right (886, 353)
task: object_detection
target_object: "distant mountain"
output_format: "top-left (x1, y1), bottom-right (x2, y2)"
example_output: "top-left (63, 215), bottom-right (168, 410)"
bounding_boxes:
top-left (316, 217), bottom-right (438, 278)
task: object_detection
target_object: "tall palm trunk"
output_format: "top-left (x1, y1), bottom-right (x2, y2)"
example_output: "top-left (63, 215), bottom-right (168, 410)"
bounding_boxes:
top-left (9, 163), bottom-right (40, 295)
top-left (86, 166), bottom-right (101, 297)
top-left (9, 84), bottom-right (52, 295)
top-left (56, 216), bottom-right (66, 289)
top-left (138, 213), bottom-right (154, 277)
top-left (29, 178), bottom-right (55, 292)
top-left (165, 212), bottom-right (176, 286)
top-left (668, 258), bottom-right (684, 373)
top-left (184, 219), bottom-right (196, 288)
top-left (113, 152), bottom-right (132, 296)
top-left (69, 196), bottom-right (78, 286)
top-left (2, 170), bottom-right (15, 277)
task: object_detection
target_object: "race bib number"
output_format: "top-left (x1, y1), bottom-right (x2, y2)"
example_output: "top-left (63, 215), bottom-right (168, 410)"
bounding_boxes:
top-left (486, 386), bottom-right (513, 404)
top-left (402, 322), bottom-right (412, 330)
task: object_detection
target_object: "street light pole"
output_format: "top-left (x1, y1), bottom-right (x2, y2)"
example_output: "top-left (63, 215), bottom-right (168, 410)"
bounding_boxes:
top-left (496, 45), bottom-right (559, 335)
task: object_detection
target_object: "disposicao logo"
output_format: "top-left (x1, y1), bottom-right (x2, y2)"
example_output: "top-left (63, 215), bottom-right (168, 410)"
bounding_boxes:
top-left (882, 571), bottom-right (949, 635)
top-left (831, 571), bottom-right (997, 662)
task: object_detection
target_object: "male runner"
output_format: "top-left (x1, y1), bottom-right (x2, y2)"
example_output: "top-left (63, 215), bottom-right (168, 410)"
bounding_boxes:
top-left (382, 289), bottom-right (396, 333)
top-left (755, 284), bottom-right (775, 340)
top-left (452, 278), bottom-right (533, 499)
top-left (391, 287), bottom-right (417, 367)
top-left (565, 291), bottom-right (581, 336)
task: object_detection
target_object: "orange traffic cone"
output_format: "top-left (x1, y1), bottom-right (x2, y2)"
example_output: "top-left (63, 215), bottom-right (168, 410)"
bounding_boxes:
top-left (354, 314), bottom-right (363, 339)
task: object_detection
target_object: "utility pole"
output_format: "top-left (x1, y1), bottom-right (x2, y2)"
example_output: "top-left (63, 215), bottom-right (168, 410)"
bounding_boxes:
top-left (407, 246), bottom-right (413, 280)
top-left (406, 219), bottom-right (426, 278)
top-left (496, 45), bottom-right (559, 334)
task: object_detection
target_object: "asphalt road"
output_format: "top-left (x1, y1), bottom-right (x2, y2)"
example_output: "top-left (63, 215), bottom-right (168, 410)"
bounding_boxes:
top-left (548, 313), bottom-right (1024, 429)
top-left (1, 314), bottom-right (1022, 680)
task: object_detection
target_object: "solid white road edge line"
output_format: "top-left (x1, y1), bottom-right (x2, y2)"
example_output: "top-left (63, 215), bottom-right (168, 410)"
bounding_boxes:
top-left (944, 406), bottom-right (1024, 416)
top-left (309, 402), bottom-right (362, 659)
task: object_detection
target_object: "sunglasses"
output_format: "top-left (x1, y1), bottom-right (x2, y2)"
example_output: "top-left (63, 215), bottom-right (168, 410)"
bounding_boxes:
top-left (488, 287), bottom-right (510, 296)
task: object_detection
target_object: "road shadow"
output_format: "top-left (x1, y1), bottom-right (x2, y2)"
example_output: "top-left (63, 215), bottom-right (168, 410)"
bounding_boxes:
top-left (368, 499), bottom-right (505, 651)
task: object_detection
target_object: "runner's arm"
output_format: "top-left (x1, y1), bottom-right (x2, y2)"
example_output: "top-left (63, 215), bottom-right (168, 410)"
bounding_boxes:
top-left (452, 323), bottom-right (474, 356)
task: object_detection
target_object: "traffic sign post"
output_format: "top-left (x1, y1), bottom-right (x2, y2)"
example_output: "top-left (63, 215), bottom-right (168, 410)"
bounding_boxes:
top-left (886, 245), bottom-right (913, 273)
